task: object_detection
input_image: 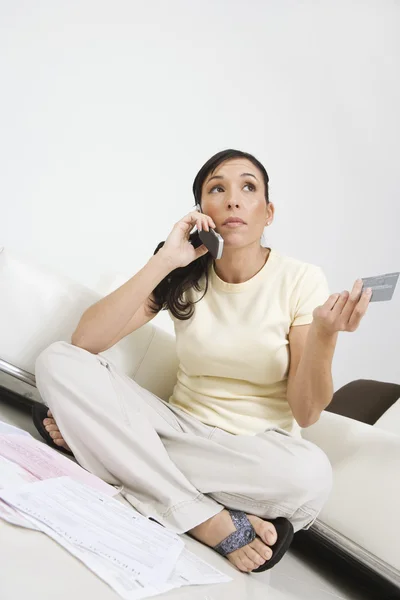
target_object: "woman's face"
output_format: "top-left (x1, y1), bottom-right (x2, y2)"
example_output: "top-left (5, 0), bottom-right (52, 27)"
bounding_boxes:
top-left (200, 158), bottom-right (274, 249)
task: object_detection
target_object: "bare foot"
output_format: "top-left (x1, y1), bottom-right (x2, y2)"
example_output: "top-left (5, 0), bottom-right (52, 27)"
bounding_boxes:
top-left (189, 509), bottom-right (277, 573)
top-left (43, 410), bottom-right (71, 453)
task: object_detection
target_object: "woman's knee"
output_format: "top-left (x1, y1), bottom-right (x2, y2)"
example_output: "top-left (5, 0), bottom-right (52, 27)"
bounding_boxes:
top-left (35, 341), bottom-right (82, 375)
top-left (35, 341), bottom-right (85, 390)
top-left (290, 441), bottom-right (333, 506)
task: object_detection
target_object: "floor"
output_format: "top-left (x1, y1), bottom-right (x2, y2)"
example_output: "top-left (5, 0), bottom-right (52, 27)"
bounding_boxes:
top-left (0, 394), bottom-right (398, 600)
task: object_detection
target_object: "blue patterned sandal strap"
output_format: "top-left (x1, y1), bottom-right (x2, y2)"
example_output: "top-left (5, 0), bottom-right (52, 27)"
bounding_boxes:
top-left (213, 510), bottom-right (257, 556)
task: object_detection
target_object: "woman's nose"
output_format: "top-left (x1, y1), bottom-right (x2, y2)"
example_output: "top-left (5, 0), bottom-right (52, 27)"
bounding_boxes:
top-left (225, 190), bottom-right (240, 209)
top-left (227, 200), bottom-right (240, 209)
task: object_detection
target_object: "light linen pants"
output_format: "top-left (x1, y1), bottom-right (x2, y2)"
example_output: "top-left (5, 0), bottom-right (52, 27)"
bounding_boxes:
top-left (34, 341), bottom-right (333, 535)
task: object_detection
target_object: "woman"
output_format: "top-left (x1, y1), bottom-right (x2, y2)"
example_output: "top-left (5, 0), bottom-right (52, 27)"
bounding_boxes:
top-left (33, 149), bottom-right (371, 574)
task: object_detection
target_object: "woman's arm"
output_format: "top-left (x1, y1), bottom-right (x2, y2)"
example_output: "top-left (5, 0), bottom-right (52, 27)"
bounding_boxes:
top-left (286, 278), bottom-right (372, 428)
top-left (71, 253), bottom-right (172, 354)
top-left (71, 210), bottom-right (213, 354)
top-left (286, 323), bottom-right (338, 428)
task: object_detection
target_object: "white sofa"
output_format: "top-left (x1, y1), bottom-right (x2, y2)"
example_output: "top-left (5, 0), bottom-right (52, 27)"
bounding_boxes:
top-left (1, 245), bottom-right (400, 590)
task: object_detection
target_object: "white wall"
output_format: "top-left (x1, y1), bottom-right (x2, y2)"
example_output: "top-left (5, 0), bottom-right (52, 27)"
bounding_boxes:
top-left (1, 1), bottom-right (399, 389)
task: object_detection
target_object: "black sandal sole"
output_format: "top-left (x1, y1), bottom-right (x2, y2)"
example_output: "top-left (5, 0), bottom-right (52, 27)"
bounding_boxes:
top-left (31, 403), bottom-right (74, 457)
top-left (251, 517), bottom-right (294, 572)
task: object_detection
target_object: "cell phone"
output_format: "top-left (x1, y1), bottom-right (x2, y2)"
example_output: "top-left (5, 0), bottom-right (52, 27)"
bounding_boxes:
top-left (198, 228), bottom-right (224, 260)
top-left (195, 203), bottom-right (224, 259)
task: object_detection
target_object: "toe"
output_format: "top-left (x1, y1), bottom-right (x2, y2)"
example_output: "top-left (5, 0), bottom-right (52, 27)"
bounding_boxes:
top-left (45, 424), bottom-right (59, 433)
top-left (249, 538), bottom-right (273, 562)
top-left (236, 552), bottom-right (256, 573)
top-left (248, 516), bottom-right (277, 546)
top-left (261, 521), bottom-right (277, 546)
top-left (54, 437), bottom-right (70, 451)
top-left (243, 546), bottom-right (265, 568)
top-left (233, 556), bottom-right (249, 573)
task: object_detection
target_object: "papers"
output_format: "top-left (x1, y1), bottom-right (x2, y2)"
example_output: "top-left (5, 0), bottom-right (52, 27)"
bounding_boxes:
top-left (0, 495), bottom-right (40, 530)
top-left (0, 419), bottom-right (33, 437)
top-left (0, 476), bottom-right (231, 599)
top-left (0, 426), bottom-right (117, 530)
top-left (0, 434), bottom-right (118, 496)
top-left (0, 455), bottom-right (40, 528)
top-left (0, 455), bottom-right (38, 487)
top-left (0, 434), bottom-right (41, 530)
top-left (0, 477), bottom-right (184, 585)
top-left (0, 420), bottom-right (232, 597)
top-left (0, 430), bottom-right (117, 531)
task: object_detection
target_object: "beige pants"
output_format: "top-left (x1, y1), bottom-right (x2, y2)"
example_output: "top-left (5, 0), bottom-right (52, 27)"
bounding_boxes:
top-left (35, 341), bottom-right (333, 535)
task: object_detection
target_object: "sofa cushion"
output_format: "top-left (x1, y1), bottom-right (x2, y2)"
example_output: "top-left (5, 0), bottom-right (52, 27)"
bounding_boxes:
top-left (0, 246), bottom-right (98, 373)
top-left (374, 399), bottom-right (400, 436)
top-left (303, 411), bottom-right (400, 576)
top-left (0, 246), bottom-right (178, 403)
top-left (326, 379), bottom-right (400, 425)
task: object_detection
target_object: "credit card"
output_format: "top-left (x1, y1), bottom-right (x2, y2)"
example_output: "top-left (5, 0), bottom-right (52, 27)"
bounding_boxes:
top-left (361, 272), bottom-right (399, 302)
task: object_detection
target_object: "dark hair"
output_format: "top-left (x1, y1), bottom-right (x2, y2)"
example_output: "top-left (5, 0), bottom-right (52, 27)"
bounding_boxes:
top-left (150, 149), bottom-right (270, 320)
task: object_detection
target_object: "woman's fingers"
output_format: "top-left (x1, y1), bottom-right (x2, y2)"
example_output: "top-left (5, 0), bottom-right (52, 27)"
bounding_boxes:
top-left (194, 213), bottom-right (216, 232)
top-left (339, 279), bottom-right (363, 321)
top-left (330, 290), bottom-right (350, 315)
top-left (324, 293), bottom-right (341, 311)
top-left (326, 279), bottom-right (371, 332)
top-left (179, 211), bottom-right (215, 234)
top-left (347, 286), bottom-right (372, 331)
top-left (198, 214), bottom-right (207, 232)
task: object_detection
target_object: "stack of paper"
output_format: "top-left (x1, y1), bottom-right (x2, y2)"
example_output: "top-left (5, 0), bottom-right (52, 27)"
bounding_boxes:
top-left (0, 420), bottom-right (34, 437)
top-left (0, 420), bottom-right (231, 598)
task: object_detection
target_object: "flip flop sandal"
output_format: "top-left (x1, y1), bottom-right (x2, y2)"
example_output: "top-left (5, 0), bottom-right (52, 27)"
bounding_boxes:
top-left (32, 403), bottom-right (74, 457)
top-left (213, 509), bottom-right (294, 572)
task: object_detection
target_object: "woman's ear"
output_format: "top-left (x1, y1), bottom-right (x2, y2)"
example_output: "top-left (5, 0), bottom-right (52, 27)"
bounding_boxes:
top-left (264, 202), bottom-right (274, 227)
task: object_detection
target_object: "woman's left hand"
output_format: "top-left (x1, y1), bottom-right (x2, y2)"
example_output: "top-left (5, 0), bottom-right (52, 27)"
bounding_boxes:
top-left (312, 279), bottom-right (372, 336)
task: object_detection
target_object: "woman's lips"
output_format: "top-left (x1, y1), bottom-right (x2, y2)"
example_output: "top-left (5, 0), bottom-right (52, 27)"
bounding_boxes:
top-left (222, 222), bottom-right (246, 228)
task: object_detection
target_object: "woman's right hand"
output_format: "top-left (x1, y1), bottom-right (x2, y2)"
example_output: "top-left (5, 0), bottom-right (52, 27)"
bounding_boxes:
top-left (159, 210), bottom-right (216, 269)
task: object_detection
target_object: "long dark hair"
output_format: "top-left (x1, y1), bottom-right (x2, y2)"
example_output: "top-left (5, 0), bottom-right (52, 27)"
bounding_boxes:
top-left (150, 149), bottom-right (270, 320)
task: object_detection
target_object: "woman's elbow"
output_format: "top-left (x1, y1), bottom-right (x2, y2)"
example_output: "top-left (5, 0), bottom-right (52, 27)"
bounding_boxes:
top-left (296, 409), bottom-right (322, 429)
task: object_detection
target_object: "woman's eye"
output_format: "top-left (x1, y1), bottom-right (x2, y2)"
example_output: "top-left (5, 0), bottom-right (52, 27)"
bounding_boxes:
top-left (210, 183), bottom-right (256, 193)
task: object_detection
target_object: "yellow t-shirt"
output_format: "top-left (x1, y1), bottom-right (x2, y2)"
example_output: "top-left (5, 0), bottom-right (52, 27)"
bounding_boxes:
top-left (168, 248), bottom-right (330, 438)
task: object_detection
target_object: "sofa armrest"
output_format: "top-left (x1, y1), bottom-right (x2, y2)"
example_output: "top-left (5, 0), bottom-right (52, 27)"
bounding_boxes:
top-left (0, 246), bottom-right (99, 373)
top-left (326, 379), bottom-right (400, 425)
top-left (302, 411), bottom-right (400, 573)
top-left (301, 410), bottom-right (383, 467)
top-left (374, 399), bottom-right (400, 436)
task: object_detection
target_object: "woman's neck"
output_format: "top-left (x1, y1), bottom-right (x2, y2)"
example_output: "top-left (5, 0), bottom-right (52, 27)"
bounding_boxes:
top-left (213, 245), bottom-right (270, 284)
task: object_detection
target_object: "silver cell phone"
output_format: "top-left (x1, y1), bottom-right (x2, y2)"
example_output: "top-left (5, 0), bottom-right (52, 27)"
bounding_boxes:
top-left (195, 203), bottom-right (224, 260)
